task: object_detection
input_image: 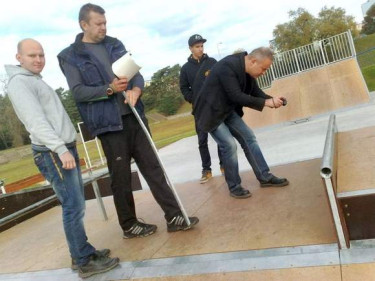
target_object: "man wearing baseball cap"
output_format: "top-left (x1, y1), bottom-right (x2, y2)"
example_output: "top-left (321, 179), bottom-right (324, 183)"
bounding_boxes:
top-left (179, 34), bottom-right (223, 184)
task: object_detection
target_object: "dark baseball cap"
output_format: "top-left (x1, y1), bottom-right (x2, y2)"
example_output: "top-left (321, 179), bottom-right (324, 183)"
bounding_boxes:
top-left (188, 34), bottom-right (207, 46)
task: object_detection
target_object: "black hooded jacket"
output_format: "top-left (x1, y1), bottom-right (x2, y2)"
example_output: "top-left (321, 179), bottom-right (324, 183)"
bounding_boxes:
top-left (193, 52), bottom-right (272, 133)
top-left (179, 54), bottom-right (217, 104)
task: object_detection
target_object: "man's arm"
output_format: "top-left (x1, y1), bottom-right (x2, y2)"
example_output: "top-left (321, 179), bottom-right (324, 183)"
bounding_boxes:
top-left (253, 82), bottom-right (285, 109)
top-left (179, 67), bottom-right (193, 103)
top-left (60, 62), bottom-right (112, 102)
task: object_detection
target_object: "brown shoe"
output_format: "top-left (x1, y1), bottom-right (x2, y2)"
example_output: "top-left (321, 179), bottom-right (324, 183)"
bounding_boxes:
top-left (200, 170), bottom-right (212, 184)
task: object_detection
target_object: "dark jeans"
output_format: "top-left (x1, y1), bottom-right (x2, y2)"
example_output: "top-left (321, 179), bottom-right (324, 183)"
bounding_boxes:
top-left (32, 144), bottom-right (95, 266)
top-left (99, 114), bottom-right (181, 230)
top-left (210, 111), bottom-right (272, 191)
top-left (195, 119), bottom-right (223, 171)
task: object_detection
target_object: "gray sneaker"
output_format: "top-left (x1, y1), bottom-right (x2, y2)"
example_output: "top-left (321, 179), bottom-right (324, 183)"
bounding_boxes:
top-left (71, 249), bottom-right (110, 270)
top-left (78, 253), bottom-right (119, 279)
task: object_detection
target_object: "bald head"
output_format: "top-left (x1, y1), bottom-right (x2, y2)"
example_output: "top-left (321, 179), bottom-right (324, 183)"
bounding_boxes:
top-left (17, 38), bottom-right (42, 54)
top-left (16, 38), bottom-right (45, 74)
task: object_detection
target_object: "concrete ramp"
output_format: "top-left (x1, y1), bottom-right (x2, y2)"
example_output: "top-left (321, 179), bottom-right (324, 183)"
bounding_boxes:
top-left (243, 58), bottom-right (369, 128)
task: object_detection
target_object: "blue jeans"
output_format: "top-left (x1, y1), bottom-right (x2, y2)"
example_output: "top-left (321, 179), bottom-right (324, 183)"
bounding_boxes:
top-left (32, 144), bottom-right (95, 266)
top-left (210, 111), bottom-right (272, 191)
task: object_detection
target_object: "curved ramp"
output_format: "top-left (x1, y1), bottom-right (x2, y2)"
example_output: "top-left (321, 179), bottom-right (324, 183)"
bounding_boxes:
top-left (243, 58), bottom-right (369, 128)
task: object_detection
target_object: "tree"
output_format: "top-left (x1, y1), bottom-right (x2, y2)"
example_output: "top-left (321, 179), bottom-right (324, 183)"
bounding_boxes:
top-left (273, 6), bottom-right (358, 51)
top-left (0, 77), bottom-right (29, 150)
top-left (316, 6), bottom-right (358, 39)
top-left (273, 8), bottom-right (317, 51)
top-left (142, 64), bottom-right (184, 116)
top-left (56, 88), bottom-right (82, 128)
top-left (362, 4), bottom-right (375, 35)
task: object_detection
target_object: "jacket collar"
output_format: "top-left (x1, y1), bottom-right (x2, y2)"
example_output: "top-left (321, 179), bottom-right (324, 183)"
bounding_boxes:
top-left (72, 33), bottom-right (118, 54)
top-left (188, 53), bottom-right (208, 64)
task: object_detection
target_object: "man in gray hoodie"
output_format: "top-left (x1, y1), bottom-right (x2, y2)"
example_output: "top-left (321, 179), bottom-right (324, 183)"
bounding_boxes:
top-left (5, 38), bottom-right (119, 279)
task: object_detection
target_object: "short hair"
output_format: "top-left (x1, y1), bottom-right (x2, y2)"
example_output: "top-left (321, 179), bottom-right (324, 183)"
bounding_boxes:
top-left (79, 3), bottom-right (105, 29)
top-left (248, 47), bottom-right (274, 61)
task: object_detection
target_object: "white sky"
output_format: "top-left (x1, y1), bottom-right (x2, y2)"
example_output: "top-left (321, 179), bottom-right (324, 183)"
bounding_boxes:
top-left (0, 0), bottom-right (365, 91)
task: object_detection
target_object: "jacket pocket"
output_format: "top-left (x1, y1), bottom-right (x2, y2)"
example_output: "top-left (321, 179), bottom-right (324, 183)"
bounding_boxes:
top-left (78, 62), bottom-right (103, 86)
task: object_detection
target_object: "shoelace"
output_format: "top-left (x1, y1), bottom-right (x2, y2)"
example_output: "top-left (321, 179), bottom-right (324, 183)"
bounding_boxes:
top-left (126, 223), bottom-right (144, 235)
top-left (169, 215), bottom-right (185, 226)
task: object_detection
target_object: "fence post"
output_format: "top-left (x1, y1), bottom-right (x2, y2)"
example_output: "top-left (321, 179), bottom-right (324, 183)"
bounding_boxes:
top-left (270, 64), bottom-right (276, 81)
top-left (319, 39), bottom-right (327, 65)
top-left (347, 30), bottom-right (356, 57)
top-left (293, 49), bottom-right (301, 73)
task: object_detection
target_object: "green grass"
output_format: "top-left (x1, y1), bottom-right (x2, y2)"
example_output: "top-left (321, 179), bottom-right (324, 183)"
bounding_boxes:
top-left (362, 65), bottom-right (375, 91)
top-left (354, 33), bottom-right (375, 91)
top-left (354, 33), bottom-right (375, 53)
top-left (0, 156), bottom-right (39, 184)
top-left (0, 113), bottom-right (196, 185)
top-left (176, 101), bottom-right (192, 114)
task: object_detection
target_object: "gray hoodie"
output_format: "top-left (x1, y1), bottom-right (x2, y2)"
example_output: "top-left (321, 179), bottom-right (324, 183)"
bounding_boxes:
top-left (4, 65), bottom-right (76, 156)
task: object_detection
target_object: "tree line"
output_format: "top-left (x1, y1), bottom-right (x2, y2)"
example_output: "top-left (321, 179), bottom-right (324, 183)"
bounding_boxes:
top-left (0, 5), bottom-right (371, 151)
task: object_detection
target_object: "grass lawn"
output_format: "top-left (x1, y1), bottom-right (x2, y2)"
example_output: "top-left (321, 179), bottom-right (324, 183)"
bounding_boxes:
top-left (362, 65), bottom-right (375, 92)
top-left (354, 33), bottom-right (375, 92)
top-left (354, 33), bottom-right (375, 53)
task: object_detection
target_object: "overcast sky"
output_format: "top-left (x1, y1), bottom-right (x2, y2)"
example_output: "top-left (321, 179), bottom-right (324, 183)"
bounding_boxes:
top-left (0, 0), bottom-right (365, 91)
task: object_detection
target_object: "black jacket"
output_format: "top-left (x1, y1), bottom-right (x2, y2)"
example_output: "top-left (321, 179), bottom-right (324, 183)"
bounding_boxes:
top-left (193, 52), bottom-right (272, 132)
top-left (179, 54), bottom-right (217, 104)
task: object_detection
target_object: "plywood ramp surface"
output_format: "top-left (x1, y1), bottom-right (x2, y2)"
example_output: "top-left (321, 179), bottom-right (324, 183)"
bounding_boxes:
top-left (243, 58), bottom-right (369, 128)
top-left (130, 266), bottom-right (341, 281)
top-left (342, 263), bottom-right (375, 281)
top-left (0, 159), bottom-right (336, 274)
top-left (337, 126), bottom-right (375, 193)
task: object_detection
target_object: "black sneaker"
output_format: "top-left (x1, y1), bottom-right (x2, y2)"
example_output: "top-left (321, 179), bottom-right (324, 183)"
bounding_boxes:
top-left (78, 253), bottom-right (119, 279)
top-left (123, 221), bottom-right (157, 239)
top-left (230, 186), bottom-right (252, 199)
top-left (260, 175), bottom-right (289, 187)
top-left (71, 249), bottom-right (110, 270)
top-left (167, 214), bottom-right (199, 232)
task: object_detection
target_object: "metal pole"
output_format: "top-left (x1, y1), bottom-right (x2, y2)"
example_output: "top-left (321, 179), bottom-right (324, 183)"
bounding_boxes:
top-left (122, 92), bottom-right (191, 225)
top-left (347, 30), bottom-right (356, 57)
top-left (88, 169), bottom-right (108, 221)
top-left (320, 114), bottom-right (348, 249)
top-left (78, 122), bottom-right (93, 168)
top-left (95, 137), bottom-right (105, 165)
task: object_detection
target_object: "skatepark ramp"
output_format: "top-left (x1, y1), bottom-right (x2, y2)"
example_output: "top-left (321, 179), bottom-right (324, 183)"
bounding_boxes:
top-left (243, 31), bottom-right (370, 129)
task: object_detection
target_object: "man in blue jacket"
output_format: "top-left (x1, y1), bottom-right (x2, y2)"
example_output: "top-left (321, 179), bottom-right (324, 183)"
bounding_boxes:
top-left (58, 3), bottom-right (198, 239)
top-left (179, 34), bottom-right (223, 184)
top-left (193, 47), bottom-right (289, 199)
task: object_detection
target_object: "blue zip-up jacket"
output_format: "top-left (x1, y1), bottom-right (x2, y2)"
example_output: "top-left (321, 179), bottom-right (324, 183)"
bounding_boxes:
top-left (57, 33), bottom-right (145, 137)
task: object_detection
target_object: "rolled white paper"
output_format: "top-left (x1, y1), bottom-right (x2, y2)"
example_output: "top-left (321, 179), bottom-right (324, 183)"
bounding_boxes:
top-left (112, 52), bottom-right (141, 80)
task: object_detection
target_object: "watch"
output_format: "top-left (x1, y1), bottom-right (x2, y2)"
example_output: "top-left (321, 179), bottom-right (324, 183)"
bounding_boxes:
top-left (106, 84), bottom-right (114, 96)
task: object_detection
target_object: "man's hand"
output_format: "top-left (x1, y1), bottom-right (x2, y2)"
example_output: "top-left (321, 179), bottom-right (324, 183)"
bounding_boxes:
top-left (110, 77), bottom-right (128, 93)
top-left (265, 97), bottom-right (285, 108)
top-left (59, 151), bottom-right (76, 170)
top-left (124, 87), bottom-right (142, 107)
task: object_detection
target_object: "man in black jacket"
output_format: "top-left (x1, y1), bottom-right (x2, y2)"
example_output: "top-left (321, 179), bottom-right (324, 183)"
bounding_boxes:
top-left (193, 47), bottom-right (289, 198)
top-left (180, 34), bottom-right (223, 184)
